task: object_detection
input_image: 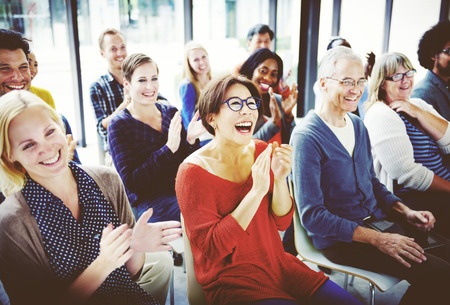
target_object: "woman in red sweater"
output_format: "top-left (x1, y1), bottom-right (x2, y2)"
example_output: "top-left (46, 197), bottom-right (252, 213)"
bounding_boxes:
top-left (175, 74), bottom-right (363, 305)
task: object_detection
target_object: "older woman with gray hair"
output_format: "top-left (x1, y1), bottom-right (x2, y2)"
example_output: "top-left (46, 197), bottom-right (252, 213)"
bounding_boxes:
top-left (364, 52), bottom-right (450, 238)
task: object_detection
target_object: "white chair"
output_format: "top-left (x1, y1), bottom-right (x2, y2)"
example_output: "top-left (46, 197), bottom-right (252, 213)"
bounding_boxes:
top-left (180, 215), bottom-right (207, 305)
top-left (292, 199), bottom-right (402, 305)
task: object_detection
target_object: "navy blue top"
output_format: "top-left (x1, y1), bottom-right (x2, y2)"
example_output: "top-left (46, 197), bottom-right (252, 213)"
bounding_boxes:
top-left (397, 112), bottom-right (450, 191)
top-left (22, 162), bottom-right (157, 305)
top-left (108, 103), bottom-right (199, 208)
top-left (291, 112), bottom-right (401, 249)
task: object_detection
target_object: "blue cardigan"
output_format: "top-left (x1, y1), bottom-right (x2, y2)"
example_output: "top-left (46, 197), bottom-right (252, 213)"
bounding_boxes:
top-left (290, 111), bottom-right (400, 249)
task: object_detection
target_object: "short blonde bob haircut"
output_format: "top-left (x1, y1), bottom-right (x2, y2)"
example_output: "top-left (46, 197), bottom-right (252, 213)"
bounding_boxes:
top-left (0, 90), bottom-right (64, 196)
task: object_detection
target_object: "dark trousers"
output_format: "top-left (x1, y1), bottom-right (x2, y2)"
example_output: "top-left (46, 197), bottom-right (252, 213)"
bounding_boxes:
top-left (396, 189), bottom-right (450, 238)
top-left (322, 222), bottom-right (450, 305)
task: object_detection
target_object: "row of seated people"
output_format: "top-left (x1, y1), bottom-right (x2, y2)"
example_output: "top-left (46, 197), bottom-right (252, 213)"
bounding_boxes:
top-left (1, 20), bottom-right (450, 305)
top-left (89, 26), bottom-right (298, 226)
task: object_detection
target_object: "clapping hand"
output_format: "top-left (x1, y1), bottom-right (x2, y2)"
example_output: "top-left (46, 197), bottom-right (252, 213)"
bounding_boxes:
top-left (131, 208), bottom-right (182, 253)
top-left (251, 143), bottom-right (272, 196)
top-left (66, 134), bottom-right (77, 161)
top-left (280, 83), bottom-right (298, 121)
top-left (270, 142), bottom-right (293, 181)
top-left (167, 111), bottom-right (183, 153)
top-left (187, 110), bottom-right (205, 144)
top-left (98, 223), bottom-right (134, 271)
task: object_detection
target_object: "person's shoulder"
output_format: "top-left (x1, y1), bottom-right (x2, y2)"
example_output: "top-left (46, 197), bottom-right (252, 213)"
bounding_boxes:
top-left (0, 193), bottom-right (28, 226)
top-left (90, 73), bottom-right (112, 88)
top-left (158, 102), bottom-right (178, 114)
top-left (30, 85), bottom-right (50, 95)
top-left (364, 102), bottom-right (395, 121)
top-left (179, 78), bottom-right (192, 87)
top-left (108, 109), bottom-right (130, 130)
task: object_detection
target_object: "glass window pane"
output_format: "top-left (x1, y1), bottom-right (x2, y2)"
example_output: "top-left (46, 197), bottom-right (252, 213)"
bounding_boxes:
top-left (389, 0), bottom-right (441, 80)
top-left (339, 0), bottom-right (386, 66)
top-left (276, 0), bottom-right (300, 84)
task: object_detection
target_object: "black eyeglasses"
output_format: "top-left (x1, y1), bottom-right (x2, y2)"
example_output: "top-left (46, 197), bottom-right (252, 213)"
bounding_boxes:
top-left (385, 69), bottom-right (416, 82)
top-left (441, 48), bottom-right (450, 55)
top-left (326, 77), bottom-right (367, 88)
top-left (222, 96), bottom-right (261, 112)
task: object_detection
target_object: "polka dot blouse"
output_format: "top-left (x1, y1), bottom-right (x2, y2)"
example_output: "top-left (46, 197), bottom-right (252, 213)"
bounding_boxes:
top-left (22, 163), bottom-right (159, 305)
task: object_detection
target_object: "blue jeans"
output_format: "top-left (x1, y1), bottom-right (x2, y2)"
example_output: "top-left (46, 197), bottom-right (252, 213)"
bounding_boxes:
top-left (0, 280), bottom-right (10, 305)
top-left (245, 280), bottom-right (362, 305)
top-left (136, 194), bottom-right (180, 223)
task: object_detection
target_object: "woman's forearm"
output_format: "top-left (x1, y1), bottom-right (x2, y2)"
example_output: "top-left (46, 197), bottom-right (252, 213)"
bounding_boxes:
top-left (271, 179), bottom-right (292, 216)
top-left (68, 256), bottom-right (116, 300)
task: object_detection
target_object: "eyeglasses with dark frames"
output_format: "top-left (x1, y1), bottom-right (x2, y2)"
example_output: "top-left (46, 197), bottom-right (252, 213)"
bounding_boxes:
top-left (326, 77), bottom-right (367, 88)
top-left (222, 96), bottom-right (261, 112)
top-left (385, 69), bottom-right (416, 82)
top-left (441, 48), bottom-right (450, 56)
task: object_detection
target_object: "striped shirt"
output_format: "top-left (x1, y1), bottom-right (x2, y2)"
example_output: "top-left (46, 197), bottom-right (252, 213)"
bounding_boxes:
top-left (398, 112), bottom-right (450, 189)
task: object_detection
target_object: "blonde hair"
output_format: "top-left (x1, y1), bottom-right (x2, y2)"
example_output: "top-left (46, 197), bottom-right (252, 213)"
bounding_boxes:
top-left (182, 41), bottom-right (212, 104)
top-left (0, 90), bottom-right (64, 196)
top-left (98, 28), bottom-right (125, 50)
top-left (366, 52), bottom-right (415, 111)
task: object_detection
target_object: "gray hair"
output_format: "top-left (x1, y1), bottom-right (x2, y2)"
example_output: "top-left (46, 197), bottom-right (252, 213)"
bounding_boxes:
top-left (317, 46), bottom-right (363, 80)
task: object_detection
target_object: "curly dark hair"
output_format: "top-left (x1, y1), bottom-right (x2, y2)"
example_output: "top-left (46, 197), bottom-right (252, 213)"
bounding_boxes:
top-left (417, 20), bottom-right (450, 70)
top-left (239, 48), bottom-right (284, 87)
top-left (0, 29), bottom-right (30, 57)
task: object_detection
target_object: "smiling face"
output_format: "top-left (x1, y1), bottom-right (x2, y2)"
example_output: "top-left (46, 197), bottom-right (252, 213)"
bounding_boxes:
top-left (8, 106), bottom-right (69, 183)
top-left (210, 84), bottom-right (258, 145)
top-left (28, 51), bottom-right (38, 80)
top-left (124, 62), bottom-right (159, 105)
top-left (188, 48), bottom-right (210, 77)
top-left (382, 65), bottom-right (414, 104)
top-left (251, 58), bottom-right (279, 95)
top-left (321, 58), bottom-right (365, 114)
top-left (0, 48), bottom-right (31, 96)
top-left (101, 33), bottom-right (127, 72)
top-left (248, 32), bottom-right (272, 53)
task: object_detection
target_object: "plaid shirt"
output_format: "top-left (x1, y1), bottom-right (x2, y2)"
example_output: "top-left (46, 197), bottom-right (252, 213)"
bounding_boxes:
top-left (89, 72), bottom-right (124, 151)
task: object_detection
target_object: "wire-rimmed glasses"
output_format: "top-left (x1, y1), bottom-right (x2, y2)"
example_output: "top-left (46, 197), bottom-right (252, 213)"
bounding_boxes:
top-left (326, 77), bottom-right (367, 88)
top-left (385, 69), bottom-right (416, 82)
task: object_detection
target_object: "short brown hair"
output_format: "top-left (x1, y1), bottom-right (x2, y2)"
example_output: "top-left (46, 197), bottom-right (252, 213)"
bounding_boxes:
top-left (122, 53), bottom-right (159, 82)
top-left (197, 73), bottom-right (261, 135)
top-left (98, 28), bottom-right (125, 50)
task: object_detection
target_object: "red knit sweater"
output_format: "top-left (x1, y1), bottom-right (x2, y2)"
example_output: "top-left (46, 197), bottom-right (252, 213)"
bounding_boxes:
top-left (175, 140), bottom-right (327, 305)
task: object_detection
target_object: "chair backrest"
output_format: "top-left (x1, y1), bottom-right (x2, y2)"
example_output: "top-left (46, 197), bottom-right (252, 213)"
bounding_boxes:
top-left (290, 180), bottom-right (402, 292)
top-left (180, 215), bottom-right (208, 305)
